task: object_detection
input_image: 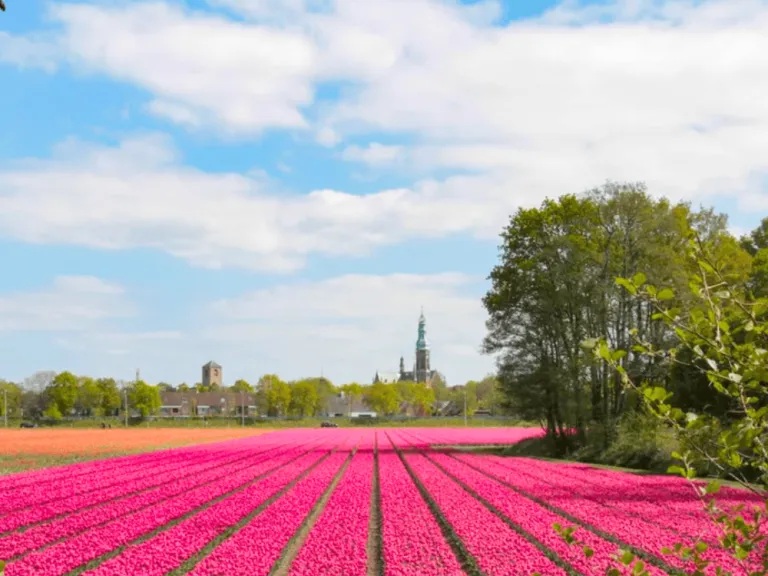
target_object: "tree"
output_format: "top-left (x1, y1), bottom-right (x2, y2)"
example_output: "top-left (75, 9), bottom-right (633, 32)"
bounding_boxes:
top-left (483, 183), bottom-right (705, 451)
top-left (96, 378), bottom-right (121, 416)
top-left (257, 374), bottom-right (290, 417)
top-left (76, 377), bottom-right (102, 416)
top-left (572, 231), bottom-right (768, 576)
top-left (231, 379), bottom-right (253, 393)
top-left (0, 380), bottom-right (22, 418)
top-left (46, 372), bottom-right (79, 416)
top-left (157, 382), bottom-right (175, 393)
top-left (289, 379), bottom-right (319, 418)
top-left (364, 382), bottom-right (399, 416)
top-left (177, 383), bottom-right (190, 392)
top-left (128, 381), bottom-right (161, 418)
top-left (411, 382), bottom-right (435, 416)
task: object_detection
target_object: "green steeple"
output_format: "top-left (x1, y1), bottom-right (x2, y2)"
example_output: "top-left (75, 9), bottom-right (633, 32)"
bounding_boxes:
top-left (416, 308), bottom-right (429, 351)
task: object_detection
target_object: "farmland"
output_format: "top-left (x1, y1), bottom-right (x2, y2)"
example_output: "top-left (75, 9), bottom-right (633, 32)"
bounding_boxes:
top-left (0, 429), bottom-right (273, 475)
top-left (0, 427), bottom-right (761, 575)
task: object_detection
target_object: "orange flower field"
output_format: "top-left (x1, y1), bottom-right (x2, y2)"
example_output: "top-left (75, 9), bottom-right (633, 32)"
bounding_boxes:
top-left (0, 428), bottom-right (272, 456)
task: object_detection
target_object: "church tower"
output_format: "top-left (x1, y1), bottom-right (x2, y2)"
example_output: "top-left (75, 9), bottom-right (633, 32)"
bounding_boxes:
top-left (415, 308), bottom-right (431, 383)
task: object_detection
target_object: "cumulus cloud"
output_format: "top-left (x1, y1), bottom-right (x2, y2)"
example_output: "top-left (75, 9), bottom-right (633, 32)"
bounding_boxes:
top-left (0, 134), bottom-right (522, 271)
top-left (1, 0), bottom-right (767, 258)
top-left (205, 272), bottom-right (494, 384)
top-left (0, 276), bottom-right (133, 332)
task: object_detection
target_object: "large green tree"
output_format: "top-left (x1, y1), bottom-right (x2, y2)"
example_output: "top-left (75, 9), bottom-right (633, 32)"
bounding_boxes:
top-left (364, 382), bottom-right (399, 416)
top-left (128, 381), bottom-right (161, 417)
top-left (0, 380), bottom-right (22, 418)
top-left (256, 374), bottom-right (291, 416)
top-left (96, 378), bottom-right (122, 416)
top-left (76, 377), bottom-right (102, 416)
top-left (288, 379), bottom-right (319, 418)
top-left (483, 183), bottom-right (721, 450)
top-left (46, 371), bottom-right (79, 416)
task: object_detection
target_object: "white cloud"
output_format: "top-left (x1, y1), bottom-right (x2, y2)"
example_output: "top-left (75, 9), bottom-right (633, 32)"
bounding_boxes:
top-left (341, 143), bottom-right (403, 165)
top-left (50, 2), bottom-right (317, 135)
top-left (0, 276), bottom-right (133, 332)
top-left (0, 134), bottom-right (521, 271)
top-left (3, 0), bottom-right (763, 214)
top-left (205, 272), bottom-right (494, 384)
top-left (0, 32), bottom-right (59, 71)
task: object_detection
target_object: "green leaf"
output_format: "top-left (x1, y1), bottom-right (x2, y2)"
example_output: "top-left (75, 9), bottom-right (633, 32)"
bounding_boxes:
top-left (657, 288), bottom-right (675, 301)
top-left (620, 550), bottom-right (635, 565)
top-left (668, 465), bottom-right (686, 476)
top-left (632, 560), bottom-right (646, 575)
top-left (632, 272), bottom-right (647, 287)
top-left (616, 277), bottom-right (637, 294)
top-left (583, 546), bottom-right (594, 558)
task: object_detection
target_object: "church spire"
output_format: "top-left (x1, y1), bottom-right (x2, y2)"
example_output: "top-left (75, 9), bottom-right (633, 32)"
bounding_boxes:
top-left (416, 308), bottom-right (429, 351)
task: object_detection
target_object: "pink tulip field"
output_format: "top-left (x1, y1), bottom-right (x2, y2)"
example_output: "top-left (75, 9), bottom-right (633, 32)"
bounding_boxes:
top-left (0, 427), bottom-right (761, 575)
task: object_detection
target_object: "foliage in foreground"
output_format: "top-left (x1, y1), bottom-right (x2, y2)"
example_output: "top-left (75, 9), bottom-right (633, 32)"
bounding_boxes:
top-left (573, 231), bottom-right (768, 574)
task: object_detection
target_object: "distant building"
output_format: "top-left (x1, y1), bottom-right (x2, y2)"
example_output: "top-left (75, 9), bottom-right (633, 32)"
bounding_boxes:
top-left (202, 361), bottom-right (222, 388)
top-left (373, 309), bottom-right (441, 385)
top-left (159, 391), bottom-right (256, 417)
top-left (321, 391), bottom-right (377, 418)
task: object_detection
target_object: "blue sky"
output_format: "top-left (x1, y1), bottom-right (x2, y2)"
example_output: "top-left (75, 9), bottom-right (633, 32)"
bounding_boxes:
top-left (1, 0), bottom-right (766, 387)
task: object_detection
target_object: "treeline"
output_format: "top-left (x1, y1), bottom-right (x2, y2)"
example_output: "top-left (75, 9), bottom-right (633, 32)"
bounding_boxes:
top-left (483, 182), bottom-right (768, 456)
top-left (0, 372), bottom-right (504, 421)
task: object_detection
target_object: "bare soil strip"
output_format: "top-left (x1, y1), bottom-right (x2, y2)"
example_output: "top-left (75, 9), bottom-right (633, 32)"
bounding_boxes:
top-left (270, 447), bottom-right (357, 576)
top-left (447, 452), bottom-right (684, 576)
top-left (385, 433), bottom-right (484, 576)
top-left (366, 432), bottom-right (384, 576)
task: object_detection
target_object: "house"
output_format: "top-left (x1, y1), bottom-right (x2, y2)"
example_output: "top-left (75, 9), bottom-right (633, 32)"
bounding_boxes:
top-left (321, 392), bottom-right (376, 418)
top-left (159, 391), bottom-right (257, 417)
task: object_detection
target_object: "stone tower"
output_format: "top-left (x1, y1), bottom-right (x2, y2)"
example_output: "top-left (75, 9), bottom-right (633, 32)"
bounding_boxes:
top-left (414, 308), bottom-right (431, 383)
top-left (202, 361), bottom-right (222, 388)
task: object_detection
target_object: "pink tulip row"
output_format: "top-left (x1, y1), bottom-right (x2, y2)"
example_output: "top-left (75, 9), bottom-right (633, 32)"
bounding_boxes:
top-left (393, 427), bottom-right (543, 447)
top-left (0, 449), bottom-right (229, 516)
top-left (488, 455), bottom-right (767, 558)
top-left (377, 435), bottom-right (463, 576)
top-left (402, 449), bottom-right (565, 576)
top-left (4, 443), bottom-right (324, 576)
top-left (459, 454), bottom-right (758, 575)
top-left (428, 452), bottom-right (669, 576)
top-left (0, 447), bottom-right (273, 535)
top-left (0, 434), bottom-right (288, 495)
top-left (187, 448), bottom-right (352, 576)
top-left (0, 443), bottom-right (295, 559)
top-left (79, 445), bottom-right (339, 576)
top-left (495, 456), bottom-right (729, 544)
top-left (289, 448), bottom-right (373, 576)
top-left (0, 444), bottom-right (213, 493)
